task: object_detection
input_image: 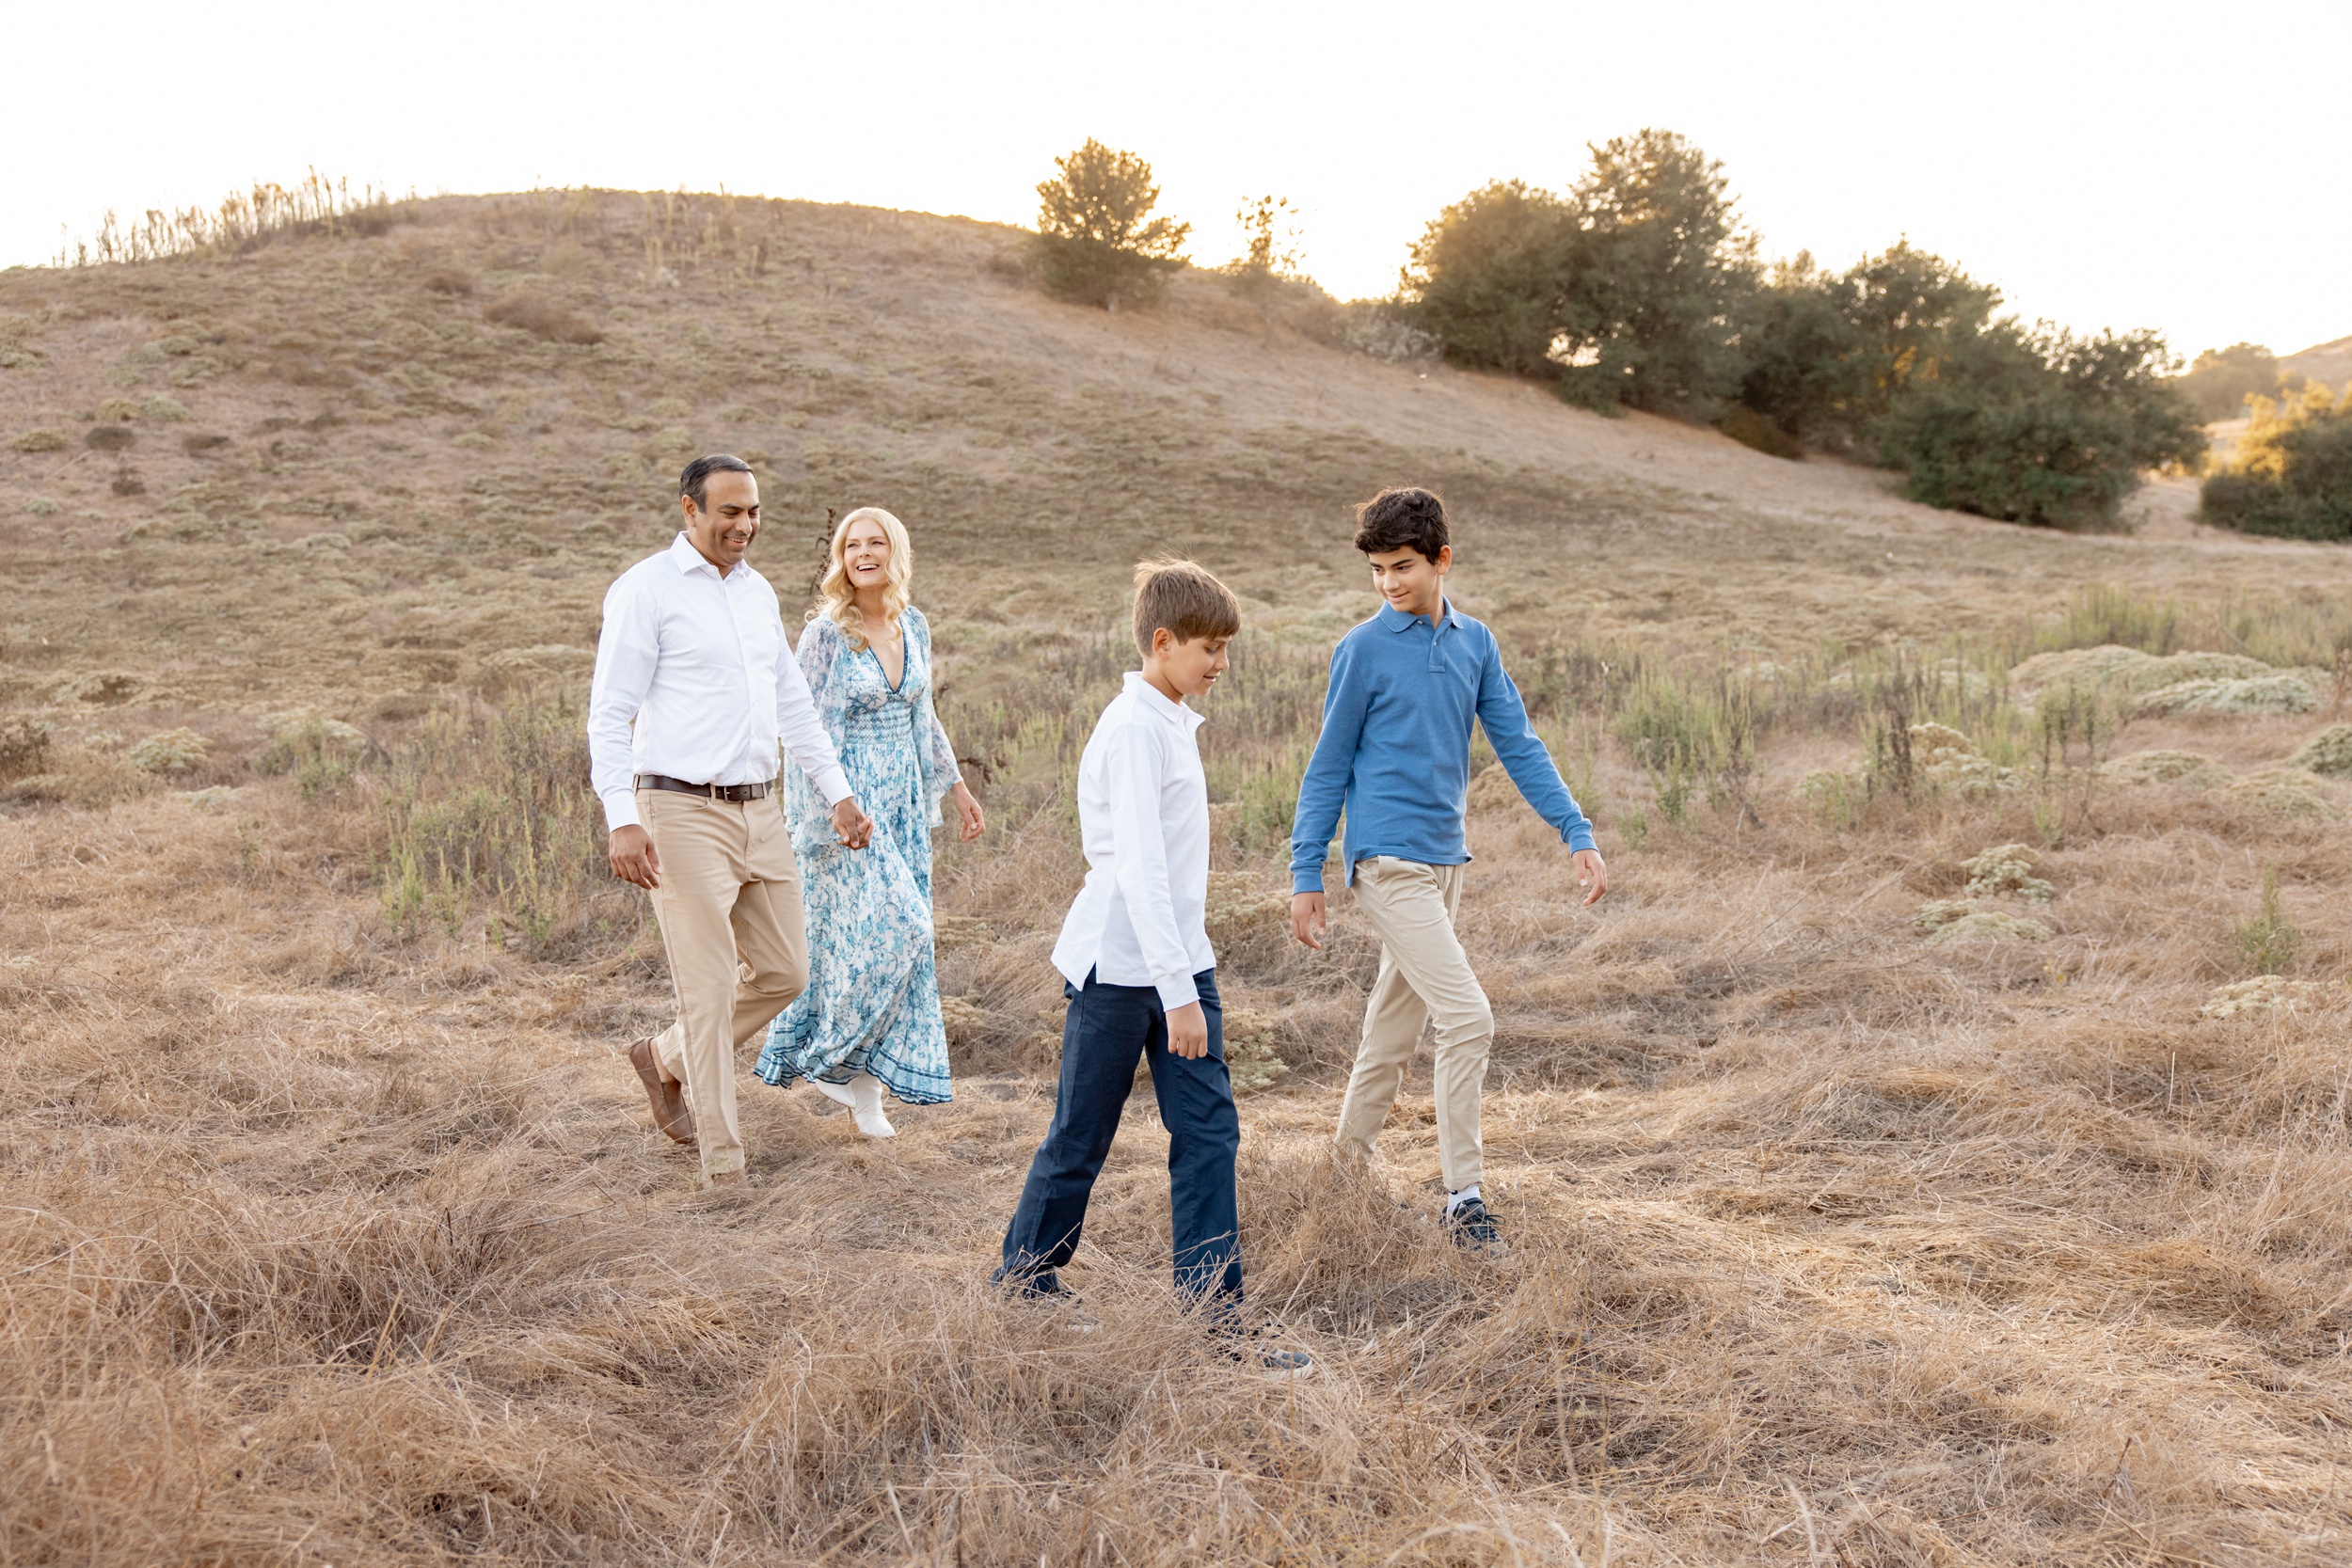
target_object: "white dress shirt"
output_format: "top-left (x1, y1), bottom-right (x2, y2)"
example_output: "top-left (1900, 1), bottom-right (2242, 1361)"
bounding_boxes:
top-left (588, 532), bottom-right (852, 832)
top-left (1051, 672), bottom-right (1217, 1010)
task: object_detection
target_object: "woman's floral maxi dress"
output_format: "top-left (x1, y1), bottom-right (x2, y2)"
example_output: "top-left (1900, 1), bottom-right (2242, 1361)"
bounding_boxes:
top-left (755, 608), bottom-right (960, 1103)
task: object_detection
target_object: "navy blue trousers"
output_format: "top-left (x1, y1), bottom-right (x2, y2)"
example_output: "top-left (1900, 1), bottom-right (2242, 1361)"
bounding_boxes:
top-left (996, 968), bottom-right (1244, 1306)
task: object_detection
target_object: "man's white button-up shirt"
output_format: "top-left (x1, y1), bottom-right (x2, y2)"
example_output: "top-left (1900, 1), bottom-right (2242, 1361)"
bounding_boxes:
top-left (1051, 672), bottom-right (1217, 1010)
top-left (587, 532), bottom-right (851, 832)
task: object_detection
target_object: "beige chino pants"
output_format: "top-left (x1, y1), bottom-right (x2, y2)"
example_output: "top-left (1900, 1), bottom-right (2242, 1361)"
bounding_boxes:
top-left (1335, 856), bottom-right (1494, 1193)
top-left (639, 787), bottom-right (807, 1181)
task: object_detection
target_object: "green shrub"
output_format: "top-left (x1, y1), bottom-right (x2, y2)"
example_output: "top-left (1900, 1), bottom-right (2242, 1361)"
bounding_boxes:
top-left (1614, 667), bottom-right (1756, 825)
top-left (1718, 405), bottom-right (1804, 459)
top-left (2231, 865), bottom-right (2299, 975)
top-left (1875, 325), bottom-right (2203, 529)
top-left (379, 691), bottom-right (637, 954)
top-left (261, 715), bottom-right (367, 800)
top-left (1031, 140), bottom-right (1190, 311)
top-left (2200, 384), bottom-right (2352, 541)
top-left (2288, 724), bottom-right (2352, 780)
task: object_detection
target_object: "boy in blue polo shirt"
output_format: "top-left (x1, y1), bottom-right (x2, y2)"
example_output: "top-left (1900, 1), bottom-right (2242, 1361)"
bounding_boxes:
top-left (1289, 486), bottom-right (1609, 1250)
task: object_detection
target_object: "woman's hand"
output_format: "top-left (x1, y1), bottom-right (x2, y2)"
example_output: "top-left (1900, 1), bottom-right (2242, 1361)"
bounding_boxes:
top-left (949, 780), bottom-right (985, 841)
top-left (831, 796), bottom-right (875, 850)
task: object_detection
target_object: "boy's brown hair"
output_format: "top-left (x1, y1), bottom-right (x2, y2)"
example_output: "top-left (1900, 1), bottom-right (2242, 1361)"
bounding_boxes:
top-left (1132, 557), bottom-right (1241, 657)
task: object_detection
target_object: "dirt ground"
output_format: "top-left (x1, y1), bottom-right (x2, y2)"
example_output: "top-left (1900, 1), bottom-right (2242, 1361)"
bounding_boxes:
top-left (5, 194), bottom-right (2351, 1566)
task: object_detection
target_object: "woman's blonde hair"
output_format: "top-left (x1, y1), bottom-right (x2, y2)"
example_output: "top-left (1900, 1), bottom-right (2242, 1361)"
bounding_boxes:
top-left (811, 506), bottom-right (914, 648)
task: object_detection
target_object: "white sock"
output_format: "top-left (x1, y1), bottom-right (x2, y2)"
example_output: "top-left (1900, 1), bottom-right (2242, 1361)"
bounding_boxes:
top-left (1446, 1185), bottom-right (1481, 1214)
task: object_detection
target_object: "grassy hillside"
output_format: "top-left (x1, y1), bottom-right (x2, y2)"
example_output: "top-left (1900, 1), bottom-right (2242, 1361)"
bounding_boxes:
top-left (5, 192), bottom-right (2352, 1566)
top-left (6, 189), bottom-right (2348, 722)
top-left (2283, 333), bottom-right (2352, 392)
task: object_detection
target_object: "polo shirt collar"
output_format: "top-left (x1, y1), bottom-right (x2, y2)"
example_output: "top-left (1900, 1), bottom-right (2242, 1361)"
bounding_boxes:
top-left (1123, 670), bottom-right (1205, 732)
top-left (668, 531), bottom-right (724, 578)
top-left (1377, 597), bottom-right (1460, 633)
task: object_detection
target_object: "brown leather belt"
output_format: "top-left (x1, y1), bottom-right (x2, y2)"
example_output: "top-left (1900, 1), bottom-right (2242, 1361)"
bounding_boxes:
top-left (635, 773), bottom-right (775, 801)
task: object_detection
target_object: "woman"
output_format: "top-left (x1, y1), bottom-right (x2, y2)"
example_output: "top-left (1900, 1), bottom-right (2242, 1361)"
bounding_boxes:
top-left (755, 506), bottom-right (985, 1136)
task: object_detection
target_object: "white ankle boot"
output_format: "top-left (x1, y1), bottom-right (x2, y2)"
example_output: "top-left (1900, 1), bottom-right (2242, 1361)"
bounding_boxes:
top-left (816, 1072), bottom-right (897, 1138)
top-left (849, 1074), bottom-right (897, 1138)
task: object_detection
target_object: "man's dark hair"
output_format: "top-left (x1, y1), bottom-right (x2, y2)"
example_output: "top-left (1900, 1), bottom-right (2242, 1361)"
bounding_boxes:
top-left (680, 452), bottom-right (754, 512)
top-left (1353, 486), bottom-right (1449, 562)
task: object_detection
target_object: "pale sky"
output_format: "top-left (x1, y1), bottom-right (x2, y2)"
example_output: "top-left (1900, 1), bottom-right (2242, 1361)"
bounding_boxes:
top-left (5, 1), bottom-right (2344, 364)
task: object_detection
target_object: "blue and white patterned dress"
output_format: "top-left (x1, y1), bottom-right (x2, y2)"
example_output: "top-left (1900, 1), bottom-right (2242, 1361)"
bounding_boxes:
top-left (755, 608), bottom-right (960, 1104)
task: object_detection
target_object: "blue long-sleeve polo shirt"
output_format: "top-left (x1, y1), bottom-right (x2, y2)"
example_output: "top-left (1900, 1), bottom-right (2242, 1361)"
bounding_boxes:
top-left (1289, 599), bottom-right (1596, 894)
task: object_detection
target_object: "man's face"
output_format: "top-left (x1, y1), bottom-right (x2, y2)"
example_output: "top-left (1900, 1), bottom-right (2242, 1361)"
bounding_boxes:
top-left (683, 470), bottom-right (760, 572)
top-left (1366, 544), bottom-right (1450, 620)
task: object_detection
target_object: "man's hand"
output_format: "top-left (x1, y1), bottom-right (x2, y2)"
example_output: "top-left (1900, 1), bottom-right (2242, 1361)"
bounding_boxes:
top-left (831, 796), bottom-right (874, 849)
top-left (1167, 1001), bottom-right (1209, 1060)
top-left (609, 825), bottom-right (661, 890)
top-left (948, 780), bottom-right (986, 842)
top-left (1290, 891), bottom-right (1327, 950)
top-left (1572, 847), bottom-right (1610, 907)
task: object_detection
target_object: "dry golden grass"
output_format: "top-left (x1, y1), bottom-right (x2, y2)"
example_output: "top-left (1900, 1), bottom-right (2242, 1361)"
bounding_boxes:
top-left (5, 191), bottom-right (2352, 1565)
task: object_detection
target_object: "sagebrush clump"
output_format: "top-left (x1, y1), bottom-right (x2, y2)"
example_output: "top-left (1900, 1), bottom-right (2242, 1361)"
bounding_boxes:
top-left (2288, 723), bottom-right (2352, 780)
top-left (128, 727), bottom-right (207, 774)
top-left (1961, 843), bottom-right (2053, 902)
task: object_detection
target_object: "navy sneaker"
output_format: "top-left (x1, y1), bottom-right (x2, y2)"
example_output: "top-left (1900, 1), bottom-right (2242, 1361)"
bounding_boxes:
top-left (1444, 1196), bottom-right (1504, 1255)
top-left (995, 1269), bottom-right (1099, 1332)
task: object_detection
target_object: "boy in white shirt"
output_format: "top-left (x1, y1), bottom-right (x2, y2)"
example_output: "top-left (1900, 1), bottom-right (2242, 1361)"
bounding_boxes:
top-left (995, 562), bottom-right (1308, 1373)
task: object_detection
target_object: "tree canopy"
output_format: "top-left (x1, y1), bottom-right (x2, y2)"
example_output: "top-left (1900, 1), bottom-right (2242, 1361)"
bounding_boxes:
top-left (1403, 180), bottom-right (1575, 379)
top-left (2174, 342), bottom-right (2301, 421)
top-left (1032, 140), bottom-right (1190, 311)
top-left (1401, 132), bottom-right (1755, 416)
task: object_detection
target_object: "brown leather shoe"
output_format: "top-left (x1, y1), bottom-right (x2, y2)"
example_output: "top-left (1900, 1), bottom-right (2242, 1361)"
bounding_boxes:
top-left (628, 1036), bottom-right (694, 1144)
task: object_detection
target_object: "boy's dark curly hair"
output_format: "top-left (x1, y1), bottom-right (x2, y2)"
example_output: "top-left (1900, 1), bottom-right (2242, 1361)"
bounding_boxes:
top-left (1352, 486), bottom-right (1448, 562)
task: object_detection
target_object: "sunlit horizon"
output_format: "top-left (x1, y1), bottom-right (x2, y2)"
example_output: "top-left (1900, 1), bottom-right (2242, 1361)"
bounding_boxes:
top-left (7, 1), bottom-right (2346, 365)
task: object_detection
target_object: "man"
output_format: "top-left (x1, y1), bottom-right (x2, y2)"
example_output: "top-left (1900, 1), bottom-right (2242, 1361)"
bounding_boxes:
top-left (1289, 486), bottom-right (1608, 1251)
top-left (588, 454), bottom-right (874, 1188)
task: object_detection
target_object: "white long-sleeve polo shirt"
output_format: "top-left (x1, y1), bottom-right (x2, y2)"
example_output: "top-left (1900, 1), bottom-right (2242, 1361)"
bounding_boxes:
top-left (587, 532), bottom-right (852, 832)
top-left (1051, 672), bottom-right (1217, 1010)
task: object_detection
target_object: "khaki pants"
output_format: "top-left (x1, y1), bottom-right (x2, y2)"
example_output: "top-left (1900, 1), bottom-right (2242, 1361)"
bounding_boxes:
top-left (640, 787), bottom-right (807, 1181)
top-left (1335, 857), bottom-right (1494, 1193)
